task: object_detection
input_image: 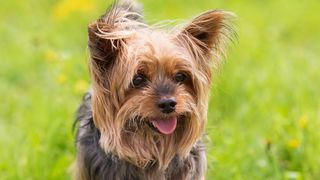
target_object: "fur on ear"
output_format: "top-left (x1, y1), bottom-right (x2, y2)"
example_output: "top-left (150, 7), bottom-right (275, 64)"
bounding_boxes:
top-left (88, 23), bottom-right (119, 76)
top-left (88, 1), bottom-right (146, 86)
top-left (177, 10), bottom-right (236, 60)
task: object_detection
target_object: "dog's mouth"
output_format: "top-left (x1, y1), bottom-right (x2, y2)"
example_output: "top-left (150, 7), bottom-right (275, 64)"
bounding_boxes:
top-left (149, 117), bottom-right (177, 135)
top-left (125, 115), bottom-right (186, 135)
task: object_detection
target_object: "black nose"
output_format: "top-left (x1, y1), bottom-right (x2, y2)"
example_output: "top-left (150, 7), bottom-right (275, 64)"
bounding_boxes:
top-left (158, 98), bottom-right (177, 114)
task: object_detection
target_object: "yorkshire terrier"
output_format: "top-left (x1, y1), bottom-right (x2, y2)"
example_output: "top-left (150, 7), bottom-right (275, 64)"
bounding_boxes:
top-left (75, 0), bottom-right (234, 179)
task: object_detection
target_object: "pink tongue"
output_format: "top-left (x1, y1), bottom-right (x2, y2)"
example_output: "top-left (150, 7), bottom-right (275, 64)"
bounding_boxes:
top-left (152, 117), bottom-right (177, 135)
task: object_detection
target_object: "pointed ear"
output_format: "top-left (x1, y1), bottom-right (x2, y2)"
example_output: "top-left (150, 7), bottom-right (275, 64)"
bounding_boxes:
top-left (178, 10), bottom-right (234, 57)
top-left (88, 22), bottom-right (119, 77)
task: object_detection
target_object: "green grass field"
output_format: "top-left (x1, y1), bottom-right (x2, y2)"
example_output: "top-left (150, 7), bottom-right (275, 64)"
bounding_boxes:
top-left (1, 0), bottom-right (320, 179)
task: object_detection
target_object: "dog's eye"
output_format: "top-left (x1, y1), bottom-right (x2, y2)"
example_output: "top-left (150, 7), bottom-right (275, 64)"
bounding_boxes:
top-left (175, 72), bottom-right (187, 83)
top-left (132, 75), bottom-right (146, 88)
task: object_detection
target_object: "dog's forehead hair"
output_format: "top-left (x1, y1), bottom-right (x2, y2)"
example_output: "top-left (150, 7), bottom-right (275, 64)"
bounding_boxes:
top-left (127, 30), bottom-right (193, 77)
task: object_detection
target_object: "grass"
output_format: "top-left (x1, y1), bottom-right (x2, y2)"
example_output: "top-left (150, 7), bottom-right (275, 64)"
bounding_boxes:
top-left (0, 0), bottom-right (320, 179)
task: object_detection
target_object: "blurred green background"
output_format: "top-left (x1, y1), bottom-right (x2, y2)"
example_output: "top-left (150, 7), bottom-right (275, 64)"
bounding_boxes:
top-left (1, 0), bottom-right (320, 179)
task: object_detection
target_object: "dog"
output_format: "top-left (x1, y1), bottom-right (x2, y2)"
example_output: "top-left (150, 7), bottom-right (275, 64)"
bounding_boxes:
top-left (75, 0), bottom-right (234, 179)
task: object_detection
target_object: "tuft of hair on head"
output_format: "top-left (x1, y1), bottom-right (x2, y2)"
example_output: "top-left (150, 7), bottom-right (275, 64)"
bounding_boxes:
top-left (92, 0), bottom-right (145, 38)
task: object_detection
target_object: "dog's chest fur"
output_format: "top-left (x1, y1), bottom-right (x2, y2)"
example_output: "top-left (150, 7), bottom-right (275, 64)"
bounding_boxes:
top-left (75, 93), bottom-right (206, 180)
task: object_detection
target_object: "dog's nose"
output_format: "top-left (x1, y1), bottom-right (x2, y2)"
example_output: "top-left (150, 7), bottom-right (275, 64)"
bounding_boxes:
top-left (158, 98), bottom-right (177, 113)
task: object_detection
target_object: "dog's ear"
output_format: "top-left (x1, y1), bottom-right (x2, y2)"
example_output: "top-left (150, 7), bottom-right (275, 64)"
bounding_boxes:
top-left (177, 10), bottom-right (234, 58)
top-left (88, 22), bottom-right (120, 82)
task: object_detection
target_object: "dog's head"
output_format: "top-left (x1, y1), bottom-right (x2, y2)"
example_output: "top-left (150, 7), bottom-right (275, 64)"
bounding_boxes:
top-left (88, 4), bottom-right (234, 169)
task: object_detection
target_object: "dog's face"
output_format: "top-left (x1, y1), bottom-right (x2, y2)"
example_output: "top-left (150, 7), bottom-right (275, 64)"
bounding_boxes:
top-left (114, 32), bottom-right (201, 135)
top-left (88, 8), bottom-right (233, 169)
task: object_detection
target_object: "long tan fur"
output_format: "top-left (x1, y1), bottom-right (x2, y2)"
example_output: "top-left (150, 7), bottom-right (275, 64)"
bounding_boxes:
top-left (87, 0), bottom-right (235, 171)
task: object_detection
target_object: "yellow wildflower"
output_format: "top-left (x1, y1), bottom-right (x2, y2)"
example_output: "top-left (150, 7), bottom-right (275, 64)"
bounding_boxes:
top-left (298, 115), bottom-right (308, 129)
top-left (75, 80), bottom-right (88, 93)
top-left (56, 74), bottom-right (67, 84)
top-left (44, 49), bottom-right (58, 63)
top-left (287, 139), bottom-right (300, 149)
top-left (52, 0), bottom-right (95, 21)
